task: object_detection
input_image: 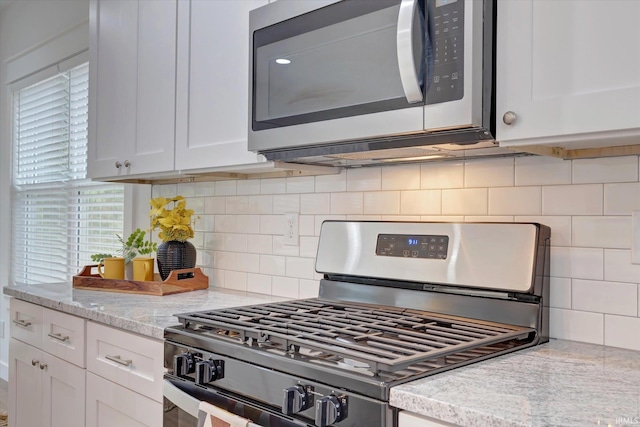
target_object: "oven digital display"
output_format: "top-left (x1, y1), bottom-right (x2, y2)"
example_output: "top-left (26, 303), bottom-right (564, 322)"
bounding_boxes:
top-left (376, 234), bottom-right (449, 259)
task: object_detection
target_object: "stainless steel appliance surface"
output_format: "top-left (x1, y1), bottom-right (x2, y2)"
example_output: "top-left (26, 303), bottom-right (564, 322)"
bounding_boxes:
top-left (247, 0), bottom-right (515, 167)
top-left (164, 221), bottom-right (550, 427)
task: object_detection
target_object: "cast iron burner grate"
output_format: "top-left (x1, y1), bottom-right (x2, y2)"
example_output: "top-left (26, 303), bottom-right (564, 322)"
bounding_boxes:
top-left (174, 299), bottom-right (535, 374)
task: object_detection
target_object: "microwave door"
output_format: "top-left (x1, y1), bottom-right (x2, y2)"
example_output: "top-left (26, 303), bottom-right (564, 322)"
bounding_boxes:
top-left (249, 0), bottom-right (427, 152)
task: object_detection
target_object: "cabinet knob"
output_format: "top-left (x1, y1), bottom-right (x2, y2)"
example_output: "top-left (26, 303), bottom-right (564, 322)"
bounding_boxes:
top-left (503, 111), bottom-right (517, 125)
top-left (115, 161), bottom-right (122, 169)
top-left (39, 362), bottom-right (47, 370)
top-left (123, 160), bottom-right (131, 168)
top-left (31, 359), bottom-right (39, 366)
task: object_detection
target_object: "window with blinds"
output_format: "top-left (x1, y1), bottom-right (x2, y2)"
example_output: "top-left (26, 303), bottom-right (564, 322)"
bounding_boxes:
top-left (12, 63), bottom-right (125, 284)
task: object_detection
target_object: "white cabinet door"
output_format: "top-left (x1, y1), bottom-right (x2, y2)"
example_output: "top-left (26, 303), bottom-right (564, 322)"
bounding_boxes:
top-left (42, 354), bottom-right (86, 427)
top-left (174, 0), bottom-right (268, 171)
top-left (88, 0), bottom-right (177, 179)
top-left (9, 339), bottom-right (42, 427)
top-left (496, 0), bottom-right (640, 147)
top-left (85, 372), bottom-right (163, 427)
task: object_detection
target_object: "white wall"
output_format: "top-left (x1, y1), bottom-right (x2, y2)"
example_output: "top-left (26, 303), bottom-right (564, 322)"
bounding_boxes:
top-left (154, 155), bottom-right (640, 352)
top-left (0, 0), bottom-right (90, 380)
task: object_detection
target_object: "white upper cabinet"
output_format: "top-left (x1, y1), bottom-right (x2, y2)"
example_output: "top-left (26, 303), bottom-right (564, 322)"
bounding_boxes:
top-left (174, 0), bottom-right (268, 171)
top-left (496, 0), bottom-right (640, 150)
top-left (88, 0), bottom-right (177, 180)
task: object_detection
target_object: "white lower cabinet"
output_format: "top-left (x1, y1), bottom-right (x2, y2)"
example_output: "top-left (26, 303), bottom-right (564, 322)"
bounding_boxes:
top-left (8, 299), bottom-right (164, 427)
top-left (9, 338), bottom-right (86, 427)
top-left (86, 372), bottom-right (162, 427)
top-left (399, 411), bottom-right (460, 427)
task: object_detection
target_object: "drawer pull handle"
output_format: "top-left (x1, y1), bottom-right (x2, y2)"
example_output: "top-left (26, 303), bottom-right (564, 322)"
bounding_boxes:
top-left (31, 359), bottom-right (39, 366)
top-left (47, 332), bottom-right (70, 342)
top-left (106, 354), bottom-right (132, 366)
top-left (13, 319), bottom-right (32, 328)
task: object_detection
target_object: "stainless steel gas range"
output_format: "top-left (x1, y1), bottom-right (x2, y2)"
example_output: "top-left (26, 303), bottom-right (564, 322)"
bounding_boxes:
top-left (163, 221), bottom-right (550, 427)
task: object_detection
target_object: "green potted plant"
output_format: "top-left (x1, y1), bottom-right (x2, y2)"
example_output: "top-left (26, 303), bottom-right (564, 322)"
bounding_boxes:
top-left (91, 228), bottom-right (157, 279)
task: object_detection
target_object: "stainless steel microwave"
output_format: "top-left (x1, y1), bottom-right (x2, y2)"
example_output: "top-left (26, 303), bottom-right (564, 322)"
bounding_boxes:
top-left (248, 0), bottom-right (500, 167)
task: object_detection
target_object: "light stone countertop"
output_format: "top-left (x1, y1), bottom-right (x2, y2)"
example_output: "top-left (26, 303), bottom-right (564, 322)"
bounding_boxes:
top-left (390, 338), bottom-right (640, 427)
top-left (3, 282), bottom-right (288, 340)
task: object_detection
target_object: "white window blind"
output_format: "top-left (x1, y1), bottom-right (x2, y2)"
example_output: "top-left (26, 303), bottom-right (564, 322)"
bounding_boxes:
top-left (12, 63), bottom-right (125, 284)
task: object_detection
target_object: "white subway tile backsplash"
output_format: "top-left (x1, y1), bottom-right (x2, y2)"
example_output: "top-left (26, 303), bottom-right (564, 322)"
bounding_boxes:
top-left (259, 255), bottom-right (286, 276)
top-left (364, 191), bottom-right (400, 215)
top-left (573, 156), bottom-right (638, 184)
top-left (400, 190), bottom-right (441, 215)
top-left (247, 195), bottom-right (273, 215)
top-left (464, 216), bottom-right (513, 223)
top-left (224, 233), bottom-right (248, 253)
top-left (226, 196), bottom-right (249, 214)
top-left (550, 277), bottom-right (572, 309)
top-left (572, 279), bottom-right (637, 316)
top-left (381, 165), bottom-right (420, 190)
top-left (261, 178), bottom-right (286, 194)
top-left (316, 171), bottom-right (347, 193)
top-left (205, 197), bottom-right (226, 214)
top-left (488, 187), bottom-right (541, 216)
top-left (604, 315), bottom-right (640, 351)
top-left (549, 308), bottom-right (603, 345)
top-left (214, 215), bottom-right (237, 233)
top-left (224, 271), bottom-right (247, 291)
top-left (287, 176), bottom-right (315, 193)
top-left (551, 247), bottom-right (603, 280)
top-left (299, 279), bottom-right (320, 298)
top-left (515, 156), bottom-right (571, 186)
top-left (246, 234), bottom-right (272, 254)
top-left (515, 216), bottom-right (572, 247)
top-left (273, 194), bottom-right (300, 214)
top-left (572, 216), bottom-right (631, 249)
top-left (421, 162), bottom-right (464, 189)
top-left (215, 180), bottom-right (237, 196)
top-left (464, 158), bottom-right (514, 188)
top-left (286, 257), bottom-right (315, 279)
top-left (272, 276), bottom-right (299, 298)
top-left (542, 184), bottom-right (603, 215)
top-left (260, 215), bottom-right (285, 235)
top-left (347, 167), bottom-right (381, 191)
top-left (237, 179), bottom-right (261, 195)
top-left (247, 273), bottom-right (272, 294)
top-left (604, 249), bottom-right (640, 283)
top-left (236, 215), bottom-right (261, 235)
top-left (331, 192), bottom-right (363, 214)
top-left (273, 236), bottom-right (300, 256)
top-left (300, 193), bottom-right (330, 215)
top-left (300, 236), bottom-right (319, 258)
top-left (156, 153), bottom-right (640, 351)
top-left (442, 188), bottom-right (487, 215)
top-left (604, 183), bottom-right (640, 215)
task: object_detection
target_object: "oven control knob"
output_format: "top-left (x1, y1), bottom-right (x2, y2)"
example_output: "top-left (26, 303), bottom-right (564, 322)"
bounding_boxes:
top-left (173, 353), bottom-right (196, 376)
top-left (195, 359), bottom-right (225, 384)
top-left (314, 394), bottom-right (348, 427)
top-left (282, 385), bottom-right (311, 415)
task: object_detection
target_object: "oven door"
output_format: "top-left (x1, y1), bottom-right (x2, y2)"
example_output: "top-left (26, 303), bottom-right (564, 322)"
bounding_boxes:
top-left (163, 378), bottom-right (309, 427)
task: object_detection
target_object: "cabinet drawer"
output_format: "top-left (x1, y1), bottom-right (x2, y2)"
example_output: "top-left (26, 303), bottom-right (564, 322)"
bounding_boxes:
top-left (10, 299), bottom-right (43, 348)
top-left (86, 322), bottom-right (163, 402)
top-left (42, 307), bottom-right (86, 368)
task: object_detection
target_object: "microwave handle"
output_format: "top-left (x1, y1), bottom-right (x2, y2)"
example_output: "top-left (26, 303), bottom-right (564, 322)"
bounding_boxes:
top-left (163, 379), bottom-right (200, 418)
top-left (397, 0), bottom-right (423, 103)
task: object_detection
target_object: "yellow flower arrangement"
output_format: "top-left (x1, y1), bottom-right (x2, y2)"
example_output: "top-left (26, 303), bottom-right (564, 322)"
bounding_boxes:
top-left (149, 196), bottom-right (196, 242)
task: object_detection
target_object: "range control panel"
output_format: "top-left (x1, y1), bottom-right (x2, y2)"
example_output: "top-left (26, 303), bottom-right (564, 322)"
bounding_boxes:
top-left (426, 0), bottom-right (465, 104)
top-left (376, 234), bottom-right (449, 259)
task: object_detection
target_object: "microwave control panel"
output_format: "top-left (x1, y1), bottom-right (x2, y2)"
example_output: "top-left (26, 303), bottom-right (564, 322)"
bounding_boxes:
top-left (426, 0), bottom-right (464, 104)
top-left (376, 234), bottom-right (449, 259)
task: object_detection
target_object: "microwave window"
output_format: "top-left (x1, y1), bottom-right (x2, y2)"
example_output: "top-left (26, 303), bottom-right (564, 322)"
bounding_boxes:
top-left (253, 1), bottom-right (422, 125)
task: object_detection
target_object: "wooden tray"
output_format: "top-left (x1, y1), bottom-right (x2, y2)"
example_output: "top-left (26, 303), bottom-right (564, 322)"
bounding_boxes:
top-left (73, 265), bottom-right (209, 296)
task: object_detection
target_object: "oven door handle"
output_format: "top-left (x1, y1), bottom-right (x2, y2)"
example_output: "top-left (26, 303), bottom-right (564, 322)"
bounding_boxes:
top-left (163, 379), bottom-right (200, 418)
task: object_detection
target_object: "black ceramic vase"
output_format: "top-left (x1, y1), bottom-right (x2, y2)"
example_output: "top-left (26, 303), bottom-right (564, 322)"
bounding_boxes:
top-left (156, 240), bottom-right (196, 280)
